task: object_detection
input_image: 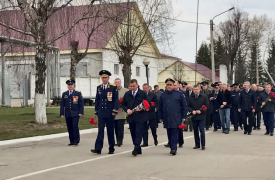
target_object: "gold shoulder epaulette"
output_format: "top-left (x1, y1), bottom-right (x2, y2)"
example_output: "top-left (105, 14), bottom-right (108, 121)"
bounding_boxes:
top-left (75, 90), bottom-right (81, 92)
top-left (110, 83), bottom-right (116, 86)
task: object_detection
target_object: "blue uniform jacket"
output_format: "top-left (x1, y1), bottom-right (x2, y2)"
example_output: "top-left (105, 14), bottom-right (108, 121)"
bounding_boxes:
top-left (259, 91), bottom-right (275, 113)
top-left (231, 90), bottom-right (241, 108)
top-left (158, 90), bottom-right (188, 128)
top-left (95, 83), bottom-right (119, 118)
top-left (60, 90), bottom-right (84, 117)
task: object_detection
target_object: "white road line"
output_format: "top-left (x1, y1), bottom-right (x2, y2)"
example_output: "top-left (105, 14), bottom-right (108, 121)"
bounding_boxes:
top-left (5, 131), bottom-right (213, 180)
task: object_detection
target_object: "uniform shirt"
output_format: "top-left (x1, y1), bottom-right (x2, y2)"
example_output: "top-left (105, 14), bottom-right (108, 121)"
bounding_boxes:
top-left (158, 90), bottom-right (188, 128)
top-left (231, 90), bottom-right (241, 107)
top-left (60, 90), bottom-right (84, 117)
top-left (95, 83), bottom-right (119, 118)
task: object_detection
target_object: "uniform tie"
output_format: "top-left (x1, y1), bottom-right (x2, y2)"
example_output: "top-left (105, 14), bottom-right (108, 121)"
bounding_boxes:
top-left (69, 90), bottom-right (72, 96)
top-left (195, 94), bottom-right (199, 98)
top-left (132, 91), bottom-right (136, 97)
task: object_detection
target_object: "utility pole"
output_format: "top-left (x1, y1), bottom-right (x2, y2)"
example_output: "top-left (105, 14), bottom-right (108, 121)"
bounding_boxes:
top-left (255, 44), bottom-right (259, 84)
top-left (1, 43), bottom-right (5, 106)
top-left (210, 20), bottom-right (215, 83)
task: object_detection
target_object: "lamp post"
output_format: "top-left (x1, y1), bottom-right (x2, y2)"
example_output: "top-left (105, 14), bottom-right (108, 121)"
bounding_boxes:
top-left (143, 59), bottom-right (150, 85)
top-left (210, 7), bottom-right (234, 83)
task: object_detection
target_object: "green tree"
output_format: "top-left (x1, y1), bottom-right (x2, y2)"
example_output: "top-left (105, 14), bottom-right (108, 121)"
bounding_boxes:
top-left (266, 39), bottom-right (275, 83)
top-left (235, 49), bottom-right (248, 83)
top-left (196, 42), bottom-right (211, 69)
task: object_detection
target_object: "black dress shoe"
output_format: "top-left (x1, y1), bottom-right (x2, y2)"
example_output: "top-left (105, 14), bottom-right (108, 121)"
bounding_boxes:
top-left (270, 134), bottom-right (274, 136)
top-left (141, 144), bottom-right (148, 147)
top-left (108, 151), bottom-right (114, 154)
top-left (137, 151), bottom-right (142, 155)
top-left (202, 146), bottom-right (205, 150)
top-left (164, 144), bottom-right (170, 148)
top-left (213, 129), bottom-right (217, 131)
top-left (264, 132), bottom-right (269, 135)
top-left (68, 143), bottom-right (74, 146)
top-left (178, 145), bottom-right (183, 148)
top-left (244, 131), bottom-right (247, 134)
top-left (240, 126), bottom-right (243, 130)
top-left (193, 146), bottom-right (200, 149)
top-left (257, 127), bottom-right (261, 130)
top-left (91, 149), bottom-right (101, 154)
top-left (248, 133), bottom-right (251, 135)
top-left (234, 129), bottom-right (238, 131)
top-left (206, 128), bottom-right (209, 130)
top-left (189, 130), bottom-right (193, 132)
top-left (132, 150), bottom-right (138, 156)
top-left (154, 140), bottom-right (158, 146)
top-left (171, 150), bottom-right (177, 155)
top-left (73, 143), bottom-right (78, 146)
top-left (253, 127), bottom-right (256, 130)
top-left (224, 131), bottom-right (229, 134)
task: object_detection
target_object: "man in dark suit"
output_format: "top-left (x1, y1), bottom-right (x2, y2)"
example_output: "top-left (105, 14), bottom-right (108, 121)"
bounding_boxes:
top-left (122, 79), bottom-right (149, 156)
top-left (60, 79), bottom-right (84, 146)
top-left (259, 84), bottom-right (275, 136)
top-left (231, 83), bottom-right (243, 131)
top-left (141, 83), bottom-right (158, 146)
top-left (91, 70), bottom-right (119, 154)
top-left (200, 82), bottom-right (212, 130)
top-left (238, 82), bottom-right (257, 135)
top-left (159, 78), bottom-right (188, 155)
top-left (188, 85), bottom-right (209, 150)
top-left (209, 84), bottom-right (221, 131)
top-left (185, 84), bottom-right (194, 132)
top-left (251, 84), bottom-right (262, 130)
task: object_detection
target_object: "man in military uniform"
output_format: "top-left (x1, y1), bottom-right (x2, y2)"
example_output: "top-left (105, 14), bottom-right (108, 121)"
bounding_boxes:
top-left (252, 84), bottom-right (262, 130)
top-left (141, 83), bottom-right (158, 147)
top-left (114, 78), bottom-right (128, 147)
top-left (209, 84), bottom-right (221, 131)
top-left (231, 83), bottom-right (243, 131)
top-left (159, 78), bottom-right (188, 155)
top-left (200, 82), bottom-right (212, 130)
top-left (91, 70), bottom-right (118, 154)
top-left (60, 79), bottom-right (84, 146)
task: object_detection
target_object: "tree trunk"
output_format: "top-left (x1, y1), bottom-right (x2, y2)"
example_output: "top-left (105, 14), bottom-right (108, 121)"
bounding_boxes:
top-left (70, 56), bottom-right (78, 80)
top-left (122, 58), bottom-right (132, 88)
top-left (34, 47), bottom-right (47, 124)
top-left (70, 41), bottom-right (82, 81)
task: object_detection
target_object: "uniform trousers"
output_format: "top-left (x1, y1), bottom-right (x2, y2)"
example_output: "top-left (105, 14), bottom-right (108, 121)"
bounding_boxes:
top-left (241, 110), bottom-right (254, 133)
top-left (263, 112), bottom-right (274, 134)
top-left (167, 128), bottom-right (179, 151)
top-left (129, 122), bottom-right (145, 153)
top-left (192, 119), bottom-right (205, 148)
top-left (95, 116), bottom-right (115, 152)
top-left (65, 116), bottom-right (80, 143)
top-left (142, 119), bottom-right (157, 145)
top-left (114, 119), bottom-right (125, 144)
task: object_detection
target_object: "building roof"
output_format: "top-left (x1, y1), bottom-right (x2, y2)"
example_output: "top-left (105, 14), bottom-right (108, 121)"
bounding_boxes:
top-left (0, 3), bottom-right (135, 52)
top-left (160, 53), bottom-right (181, 61)
top-left (159, 60), bottom-right (220, 81)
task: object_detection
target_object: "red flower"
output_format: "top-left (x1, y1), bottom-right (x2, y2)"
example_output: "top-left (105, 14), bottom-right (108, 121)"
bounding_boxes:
top-left (89, 117), bottom-right (97, 125)
top-left (151, 102), bottom-right (155, 106)
top-left (202, 105), bottom-right (207, 111)
top-left (270, 91), bottom-right (275, 98)
top-left (143, 100), bottom-right (150, 110)
top-left (119, 99), bottom-right (123, 104)
top-left (251, 106), bottom-right (254, 109)
top-left (178, 124), bottom-right (187, 129)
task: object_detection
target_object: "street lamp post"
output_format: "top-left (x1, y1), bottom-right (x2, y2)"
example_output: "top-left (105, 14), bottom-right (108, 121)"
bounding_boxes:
top-left (210, 7), bottom-right (234, 83)
top-left (143, 59), bottom-right (150, 85)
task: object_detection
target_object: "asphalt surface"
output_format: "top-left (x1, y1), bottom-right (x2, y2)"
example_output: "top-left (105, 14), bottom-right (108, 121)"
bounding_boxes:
top-left (1, 125), bottom-right (275, 180)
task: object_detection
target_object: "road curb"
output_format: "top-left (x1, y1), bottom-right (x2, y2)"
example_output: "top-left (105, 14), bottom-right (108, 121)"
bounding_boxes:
top-left (0, 128), bottom-right (99, 146)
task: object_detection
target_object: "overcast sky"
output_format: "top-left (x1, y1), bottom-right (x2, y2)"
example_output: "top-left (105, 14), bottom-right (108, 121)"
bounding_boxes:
top-left (170, 0), bottom-right (275, 63)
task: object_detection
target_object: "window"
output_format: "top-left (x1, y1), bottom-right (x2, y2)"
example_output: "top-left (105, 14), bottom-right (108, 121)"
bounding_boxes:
top-left (114, 64), bottom-right (119, 75)
top-left (136, 67), bottom-right (140, 76)
top-left (60, 62), bottom-right (87, 76)
top-left (188, 71), bottom-right (192, 74)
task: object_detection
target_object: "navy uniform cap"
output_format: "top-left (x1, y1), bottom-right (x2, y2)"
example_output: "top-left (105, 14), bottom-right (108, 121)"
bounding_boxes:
top-left (165, 78), bottom-right (175, 85)
top-left (201, 81), bottom-right (209, 86)
top-left (66, 79), bottom-right (75, 85)
top-left (233, 83), bottom-right (239, 87)
top-left (211, 83), bottom-right (219, 88)
top-left (182, 82), bottom-right (188, 86)
top-left (99, 70), bottom-right (111, 77)
top-left (230, 84), bottom-right (234, 88)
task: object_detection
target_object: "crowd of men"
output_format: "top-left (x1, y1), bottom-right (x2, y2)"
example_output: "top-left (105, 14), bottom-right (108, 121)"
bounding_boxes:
top-left (60, 70), bottom-right (275, 156)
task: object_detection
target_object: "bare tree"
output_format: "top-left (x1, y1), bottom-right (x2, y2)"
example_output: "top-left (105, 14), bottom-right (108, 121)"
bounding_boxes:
top-left (171, 62), bottom-right (187, 84)
top-left (0, 0), bottom-right (94, 124)
top-left (105, 0), bottom-right (174, 88)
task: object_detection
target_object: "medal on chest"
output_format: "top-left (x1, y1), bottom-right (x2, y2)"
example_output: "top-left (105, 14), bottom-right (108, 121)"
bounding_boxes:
top-left (107, 92), bottom-right (113, 101)
top-left (73, 96), bottom-right (79, 103)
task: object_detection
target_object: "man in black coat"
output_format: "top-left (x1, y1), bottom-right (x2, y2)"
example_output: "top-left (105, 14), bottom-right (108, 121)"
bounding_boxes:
top-left (122, 79), bottom-right (149, 156)
top-left (200, 82), bottom-right (212, 130)
top-left (185, 84), bottom-right (194, 132)
top-left (141, 83), bottom-right (158, 146)
top-left (231, 83), bottom-right (243, 131)
top-left (252, 84), bottom-right (262, 130)
top-left (238, 82), bottom-right (257, 135)
top-left (259, 84), bottom-right (275, 136)
top-left (188, 85), bottom-right (209, 150)
top-left (209, 84), bottom-right (221, 131)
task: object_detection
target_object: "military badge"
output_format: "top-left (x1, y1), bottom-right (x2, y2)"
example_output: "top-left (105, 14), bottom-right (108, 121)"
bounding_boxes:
top-left (73, 96), bottom-right (79, 104)
top-left (107, 92), bottom-right (113, 101)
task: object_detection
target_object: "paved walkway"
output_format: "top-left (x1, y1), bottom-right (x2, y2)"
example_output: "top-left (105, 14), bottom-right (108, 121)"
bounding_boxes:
top-left (1, 126), bottom-right (274, 180)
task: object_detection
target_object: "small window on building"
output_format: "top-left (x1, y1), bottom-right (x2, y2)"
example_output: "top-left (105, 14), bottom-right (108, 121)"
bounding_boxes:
top-left (76, 62), bottom-right (87, 76)
top-left (136, 67), bottom-right (140, 76)
top-left (188, 71), bottom-right (192, 74)
top-left (114, 64), bottom-right (119, 75)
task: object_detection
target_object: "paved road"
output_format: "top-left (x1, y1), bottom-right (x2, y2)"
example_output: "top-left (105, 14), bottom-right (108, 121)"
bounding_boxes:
top-left (1, 126), bottom-right (275, 180)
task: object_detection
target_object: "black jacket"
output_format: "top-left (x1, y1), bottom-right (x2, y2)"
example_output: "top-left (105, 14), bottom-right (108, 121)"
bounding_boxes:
top-left (122, 88), bottom-right (149, 123)
top-left (218, 89), bottom-right (231, 109)
top-left (238, 89), bottom-right (257, 111)
top-left (255, 90), bottom-right (263, 111)
top-left (188, 94), bottom-right (209, 120)
top-left (259, 91), bottom-right (275, 113)
top-left (147, 92), bottom-right (158, 120)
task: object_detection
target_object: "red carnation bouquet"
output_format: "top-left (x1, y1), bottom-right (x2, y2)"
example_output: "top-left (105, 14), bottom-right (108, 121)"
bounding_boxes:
top-left (261, 91), bottom-right (275, 108)
top-left (178, 123), bottom-right (187, 129)
top-left (151, 102), bottom-right (155, 106)
top-left (119, 99), bottom-right (123, 105)
top-left (89, 117), bottom-right (97, 125)
top-left (132, 100), bottom-right (150, 113)
top-left (187, 105), bottom-right (207, 118)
